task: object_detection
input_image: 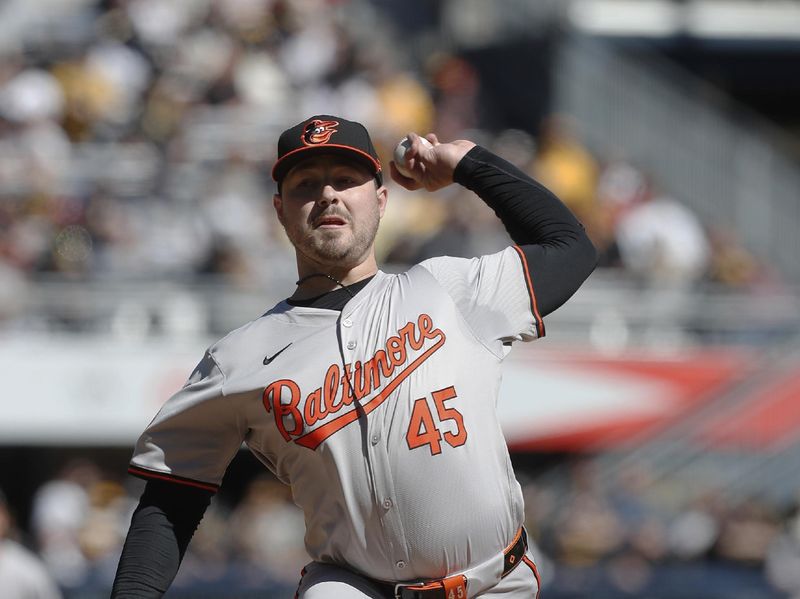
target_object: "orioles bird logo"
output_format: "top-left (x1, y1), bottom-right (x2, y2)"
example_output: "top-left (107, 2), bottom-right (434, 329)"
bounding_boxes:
top-left (302, 119), bottom-right (339, 145)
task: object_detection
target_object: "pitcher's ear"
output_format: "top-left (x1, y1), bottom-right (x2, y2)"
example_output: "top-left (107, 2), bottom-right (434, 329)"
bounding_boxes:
top-left (273, 194), bottom-right (284, 224)
top-left (377, 185), bottom-right (388, 218)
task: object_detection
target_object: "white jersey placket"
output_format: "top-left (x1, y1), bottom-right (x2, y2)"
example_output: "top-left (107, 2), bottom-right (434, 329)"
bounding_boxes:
top-left (340, 297), bottom-right (412, 577)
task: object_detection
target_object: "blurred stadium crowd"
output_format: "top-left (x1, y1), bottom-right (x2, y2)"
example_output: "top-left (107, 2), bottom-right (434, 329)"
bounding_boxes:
top-left (1, 0), bottom-right (797, 598)
top-left (0, 0), bottom-right (781, 329)
top-left (4, 457), bottom-right (800, 598)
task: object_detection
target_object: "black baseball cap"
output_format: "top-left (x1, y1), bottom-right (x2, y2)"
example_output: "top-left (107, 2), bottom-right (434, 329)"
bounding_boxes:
top-left (272, 115), bottom-right (383, 186)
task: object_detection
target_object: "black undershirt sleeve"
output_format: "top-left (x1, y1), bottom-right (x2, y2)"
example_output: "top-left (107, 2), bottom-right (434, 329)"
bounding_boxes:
top-left (454, 145), bottom-right (598, 317)
top-left (111, 480), bottom-right (212, 598)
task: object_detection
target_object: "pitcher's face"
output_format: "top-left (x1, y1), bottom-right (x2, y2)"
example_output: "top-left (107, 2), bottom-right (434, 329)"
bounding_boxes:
top-left (274, 155), bottom-right (387, 271)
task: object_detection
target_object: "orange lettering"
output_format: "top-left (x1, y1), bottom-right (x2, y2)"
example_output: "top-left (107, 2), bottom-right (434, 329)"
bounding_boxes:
top-left (387, 335), bottom-right (406, 369)
top-left (399, 320), bottom-right (424, 351)
top-left (351, 361), bottom-right (367, 399)
top-left (419, 313), bottom-right (444, 345)
top-left (264, 314), bottom-right (448, 449)
top-left (295, 320), bottom-right (448, 450)
top-left (263, 380), bottom-right (303, 441)
top-left (325, 364), bottom-right (343, 414)
top-left (304, 388), bottom-right (325, 426)
top-left (418, 314), bottom-right (435, 338)
top-left (340, 364), bottom-right (355, 405)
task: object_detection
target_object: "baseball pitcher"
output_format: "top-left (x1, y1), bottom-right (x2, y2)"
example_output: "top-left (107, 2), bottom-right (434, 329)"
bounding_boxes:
top-left (111, 115), bottom-right (597, 598)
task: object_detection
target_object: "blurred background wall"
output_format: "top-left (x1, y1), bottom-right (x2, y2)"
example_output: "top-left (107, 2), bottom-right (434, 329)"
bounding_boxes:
top-left (0, 0), bottom-right (799, 597)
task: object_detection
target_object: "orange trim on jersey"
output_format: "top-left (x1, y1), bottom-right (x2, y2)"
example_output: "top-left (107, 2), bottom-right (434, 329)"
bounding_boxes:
top-left (512, 245), bottom-right (545, 338)
top-left (506, 527), bottom-right (523, 551)
top-left (295, 332), bottom-right (447, 449)
top-left (127, 465), bottom-right (219, 493)
top-left (522, 555), bottom-right (541, 599)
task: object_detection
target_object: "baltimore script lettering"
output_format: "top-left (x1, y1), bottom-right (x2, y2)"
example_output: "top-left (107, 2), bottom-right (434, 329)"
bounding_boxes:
top-left (262, 313), bottom-right (446, 449)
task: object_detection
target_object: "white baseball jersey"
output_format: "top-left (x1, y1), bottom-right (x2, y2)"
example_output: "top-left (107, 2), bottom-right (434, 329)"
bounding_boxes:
top-left (130, 246), bottom-right (543, 582)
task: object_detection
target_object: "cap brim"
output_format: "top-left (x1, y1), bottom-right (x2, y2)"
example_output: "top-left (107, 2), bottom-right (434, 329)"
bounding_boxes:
top-left (272, 145), bottom-right (382, 184)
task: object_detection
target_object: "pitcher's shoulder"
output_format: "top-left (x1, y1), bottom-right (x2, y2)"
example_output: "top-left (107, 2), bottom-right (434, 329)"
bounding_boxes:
top-left (206, 304), bottom-right (288, 365)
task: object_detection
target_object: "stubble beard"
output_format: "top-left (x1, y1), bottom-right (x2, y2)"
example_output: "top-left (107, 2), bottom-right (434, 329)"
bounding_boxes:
top-left (289, 207), bottom-right (380, 270)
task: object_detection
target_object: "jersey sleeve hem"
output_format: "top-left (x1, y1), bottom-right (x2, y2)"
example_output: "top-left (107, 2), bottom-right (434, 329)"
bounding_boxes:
top-left (511, 245), bottom-right (545, 338)
top-left (128, 465), bottom-right (220, 493)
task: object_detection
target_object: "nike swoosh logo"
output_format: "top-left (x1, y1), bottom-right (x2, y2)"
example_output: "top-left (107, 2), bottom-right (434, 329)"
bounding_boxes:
top-left (264, 343), bottom-right (292, 365)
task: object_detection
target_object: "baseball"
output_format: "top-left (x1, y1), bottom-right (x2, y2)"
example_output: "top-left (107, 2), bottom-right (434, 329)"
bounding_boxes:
top-left (393, 135), bottom-right (433, 178)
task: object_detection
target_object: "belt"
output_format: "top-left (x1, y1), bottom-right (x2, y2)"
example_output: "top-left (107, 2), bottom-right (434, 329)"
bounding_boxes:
top-left (373, 528), bottom-right (528, 599)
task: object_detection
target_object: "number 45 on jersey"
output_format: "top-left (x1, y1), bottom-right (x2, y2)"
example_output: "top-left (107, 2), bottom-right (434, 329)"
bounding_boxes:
top-left (406, 386), bottom-right (468, 455)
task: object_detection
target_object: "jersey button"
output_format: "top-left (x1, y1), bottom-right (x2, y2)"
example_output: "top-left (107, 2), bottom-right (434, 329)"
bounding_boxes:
top-left (342, 318), bottom-right (353, 327)
top-left (346, 340), bottom-right (357, 350)
top-left (396, 561), bottom-right (406, 569)
top-left (383, 498), bottom-right (392, 510)
top-left (371, 433), bottom-right (380, 445)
